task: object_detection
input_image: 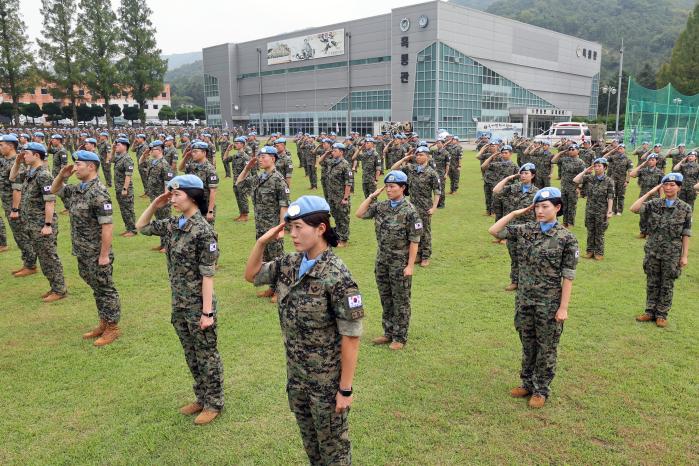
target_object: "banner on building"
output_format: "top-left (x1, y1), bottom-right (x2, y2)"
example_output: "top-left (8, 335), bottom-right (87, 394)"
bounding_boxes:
top-left (267, 29), bottom-right (345, 65)
top-left (476, 122), bottom-right (524, 142)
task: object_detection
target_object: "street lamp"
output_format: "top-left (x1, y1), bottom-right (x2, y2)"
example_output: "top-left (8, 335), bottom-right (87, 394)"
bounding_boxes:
top-left (602, 85), bottom-right (616, 132)
top-left (672, 97), bottom-right (683, 146)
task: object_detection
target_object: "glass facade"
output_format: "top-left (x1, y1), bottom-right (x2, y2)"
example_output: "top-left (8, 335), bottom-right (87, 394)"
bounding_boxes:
top-left (589, 73), bottom-right (600, 119)
top-left (330, 89), bottom-right (391, 111)
top-left (249, 109), bottom-right (390, 136)
top-left (204, 74), bottom-right (222, 127)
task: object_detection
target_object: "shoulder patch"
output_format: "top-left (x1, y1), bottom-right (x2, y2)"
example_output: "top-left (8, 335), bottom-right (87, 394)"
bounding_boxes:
top-left (43, 185), bottom-right (51, 192)
top-left (103, 203), bottom-right (112, 211)
top-left (347, 294), bottom-right (363, 309)
top-left (209, 242), bottom-right (217, 252)
top-left (415, 221), bottom-right (423, 229)
top-left (284, 186), bottom-right (290, 193)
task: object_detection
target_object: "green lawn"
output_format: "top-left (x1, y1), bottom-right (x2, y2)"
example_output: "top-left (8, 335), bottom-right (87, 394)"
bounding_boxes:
top-left (1, 144), bottom-right (697, 465)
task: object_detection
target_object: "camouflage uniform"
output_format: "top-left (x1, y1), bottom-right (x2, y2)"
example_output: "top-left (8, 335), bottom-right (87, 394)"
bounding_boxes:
top-left (433, 147), bottom-right (450, 209)
top-left (164, 145), bottom-right (179, 173)
top-left (60, 178), bottom-right (121, 324)
top-left (670, 150), bottom-right (687, 168)
top-left (678, 161), bottom-right (699, 210)
top-left (1, 155), bottom-right (36, 267)
top-left (133, 142), bottom-right (149, 193)
top-left (20, 167), bottom-right (66, 295)
top-left (530, 149), bottom-right (552, 189)
top-left (325, 158), bottom-right (354, 242)
top-left (500, 182), bottom-right (536, 284)
top-left (637, 166), bottom-right (664, 235)
top-left (219, 139), bottom-right (231, 177)
top-left (113, 152), bottom-right (137, 233)
top-left (496, 222), bottom-right (579, 398)
top-left (356, 149), bottom-right (382, 198)
top-left (632, 147), bottom-right (646, 165)
top-left (384, 141), bottom-right (405, 171)
top-left (559, 156), bottom-right (586, 225)
top-left (580, 174), bottom-right (615, 256)
top-left (185, 161), bottom-right (219, 226)
top-left (579, 148), bottom-right (596, 167)
top-left (402, 163), bottom-right (441, 261)
top-left (484, 158), bottom-right (519, 219)
top-left (638, 198), bottom-right (692, 320)
top-left (232, 148), bottom-right (252, 216)
top-left (254, 250), bottom-right (363, 466)
top-left (275, 150), bottom-right (294, 185)
top-left (146, 158), bottom-right (174, 248)
top-left (141, 212), bottom-right (224, 412)
top-left (607, 152), bottom-right (633, 214)
top-left (304, 142), bottom-right (318, 189)
top-left (51, 147), bottom-right (69, 178)
top-left (317, 145), bottom-right (330, 197)
top-left (446, 142), bottom-right (462, 193)
top-left (97, 140), bottom-right (112, 187)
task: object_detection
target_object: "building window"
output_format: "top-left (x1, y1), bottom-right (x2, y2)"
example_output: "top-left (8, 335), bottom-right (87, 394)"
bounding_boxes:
top-left (78, 89), bottom-right (85, 96)
top-left (40, 88), bottom-right (48, 95)
top-left (161, 92), bottom-right (167, 98)
top-left (153, 104), bottom-right (159, 109)
top-left (143, 104), bottom-right (149, 109)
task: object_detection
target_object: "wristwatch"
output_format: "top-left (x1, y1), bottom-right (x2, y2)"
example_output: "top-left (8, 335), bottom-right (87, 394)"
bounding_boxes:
top-left (202, 311), bottom-right (214, 318)
top-left (11, 208), bottom-right (19, 213)
top-left (338, 387), bottom-right (353, 397)
top-left (45, 222), bottom-right (52, 226)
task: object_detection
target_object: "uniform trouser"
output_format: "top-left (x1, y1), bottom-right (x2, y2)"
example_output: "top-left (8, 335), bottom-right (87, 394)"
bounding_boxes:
top-left (222, 157), bottom-right (232, 177)
top-left (5, 210), bottom-right (36, 268)
top-left (535, 176), bottom-right (550, 190)
top-left (256, 228), bottom-right (284, 293)
top-left (362, 179), bottom-right (377, 199)
top-left (298, 152), bottom-right (306, 170)
top-left (77, 254), bottom-right (121, 323)
top-left (437, 173), bottom-right (446, 208)
top-left (287, 388), bottom-right (351, 466)
top-left (417, 210), bottom-right (432, 260)
top-left (506, 237), bottom-right (519, 284)
top-left (0, 215), bottom-right (5, 246)
top-left (100, 157), bottom-right (112, 187)
top-left (483, 182), bottom-right (494, 213)
top-left (306, 164), bottom-right (318, 188)
top-left (233, 183), bottom-right (249, 215)
top-left (138, 164), bottom-right (148, 193)
top-left (329, 200), bottom-right (350, 241)
top-left (643, 254), bottom-right (681, 319)
top-left (28, 224), bottom-right (66, 294)
top-left (612, 178), bottom-right (627, 214)
top-left (375, 257), bottom-right (412, 343)
top-left (116, 190), bottom-right (137, 233)
top-left (585, 213), bottom-right (608, 256)
top-left (492, 192), bottom-right (505, 220)
top-left (172, 310), bottom-right (224, 411)
top-left (515, 303), bottom-right (564, 398)
top-left (561, 187), bottom-right (578, 225)
top-left (679, 188), bottom-right (696, 211)
top-left (449, 166), bottom-right (460, 192)
top-left (321, 175), bottom-right (328, 199)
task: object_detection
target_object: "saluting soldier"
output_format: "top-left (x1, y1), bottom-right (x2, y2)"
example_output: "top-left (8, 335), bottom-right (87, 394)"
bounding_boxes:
top-left (143, 140), bottom-right (174, 252)
top-left (219, 133), bottom-right (231, 177)
top-left (633, 141), bottom-right (650, 165)
top-left (97, 132), bottom-right (112, 187)
top-left (231, 136), bottom-right (252, 222)
top-left (351, 137), bottom-right (382, 199)
top-left (432, 138), bottom-right (451, 209)
top-left (132, 133), bottom-right (149, 197)
top-left (164, 136), bottom-right (179, 173)
top-left (320, 143), bottom-right (353, 247)
top-left (528, 141), bottom-right (553, 189)
top-left (574, 158), bottom-right (615, 260)
top-left (446, 135), bottom-right (463, 194)
top-left (606, 144), bottom-right (633, 215)
top-left (274, 138), bottom-right (294, 188)
top-left (179, 142), bottom-right (218, 226)
top-left (630, 154), bottom-right (664, 238)
top-left (112, 137), bottom-right (138, 237)
top-left (303, 135), bottom-right (319, 190)
top-left (552, 144), bottom-right (586, 228)
top-left (673, 150), bottom-right (699, 210)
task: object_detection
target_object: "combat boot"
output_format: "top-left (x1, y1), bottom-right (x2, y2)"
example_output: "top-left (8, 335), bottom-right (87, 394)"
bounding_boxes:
top-left (270, 293), bottom-right (278, 304)
top-left (179, 402), bottom-right (203, 415)
top-left (594, 255), bottom-right (604, 261)
top-left (42, 292), bottom-right (66, 303)
top-left (194, 409), bottom-right (219, 425)
top-left (528, 394), bottom-right (546, 408)
top-left (583, 252), bottom-right (594, 259)
top-left (389, 341), bottom-right (405, 350)
top-left (94, 323), bottom-right (120, 346)
top-left (0, 245), bottom-right (8, 253)
top-left (655, 318), bottom-right (668, 328)
top-left (372, 336), bottom-right (390, 345)
top-left (504, 283), bottom-right (518, 291)
top-left (83, 320), bottom-right (107, 339)
top-left (13, 267), bottom-right (37, 277)
top-left (123, 231), bottom-right (136, 238)
top-left (420, 259), bottom-right (430, 267)
top-left (257, 288), bottom-right (274, 298)
top-left (636, 313), bottom-right (654, 322)
top-left (510, 386), bottom-right (531, 398)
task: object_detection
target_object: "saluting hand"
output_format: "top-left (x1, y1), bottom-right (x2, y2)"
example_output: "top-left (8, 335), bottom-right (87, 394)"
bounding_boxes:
top-left (59, 164), bottom-right (76, 180)
top-left (369, 186), bottom-right (385, 199)
top-left (512, 204), bottom-right (535, 217)
top-left (153, 191), bottom-right (171, 209)
top-left (258, 223), bottom-right (286, 245)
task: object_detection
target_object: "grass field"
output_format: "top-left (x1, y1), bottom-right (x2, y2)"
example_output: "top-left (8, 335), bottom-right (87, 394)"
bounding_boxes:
top-left (1, 143), bottom-right (698, 465)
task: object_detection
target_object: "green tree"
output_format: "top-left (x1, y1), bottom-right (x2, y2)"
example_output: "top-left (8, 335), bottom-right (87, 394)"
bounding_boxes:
top-left (192, 106), bottom-right (205, 121)
top-left (657, 3), bottom-right (699, 94)
top-left (0, 1), bottom-right (36, 126)
top-left (42, 102), bottom-right (63, 123)
top-left (0, 102), bottom-right (13, 118)
top-left (118, 0), bottom-right (167, 126)
top-left (157, 105), bottom-right (175, 124)
top-left (636, 63), bottom-right (658, 89)
top-left (91, 104), bottom-right (106, 126)
top-left (37, 0), bottom-right (81, 125)
top-left (109, 103), bottom-right (122, 119)
top-left (176, 106), bottom-right (194, 123)
top-left (76, 0), bottom-right (121, 129)
top-left (20, 102), bottom-right (43, 124)
top-left (76, 103), bottom-right (93, 122)
top-left (122, 104), bottom-right (140, 123)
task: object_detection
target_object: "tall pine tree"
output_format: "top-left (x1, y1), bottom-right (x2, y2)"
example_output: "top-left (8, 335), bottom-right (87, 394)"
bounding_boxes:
top-left (0, 0), bottom-right (36, 126)
top-left (77, 0), bottom-right (121, 129)
top-left (37, 0), bottom-right (81, 125)
top-left (657, 3), bottom-right (699, 95)
top-left (119, 0), bottom-right (167, 126)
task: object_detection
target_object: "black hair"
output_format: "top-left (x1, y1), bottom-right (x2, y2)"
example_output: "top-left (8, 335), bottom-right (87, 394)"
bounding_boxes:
top-left (30, 150), bottom-right (47, 160)
top-left (181, 188), bottom-right (208, 216)
top-left (299, 212), bottom-right (339, 247)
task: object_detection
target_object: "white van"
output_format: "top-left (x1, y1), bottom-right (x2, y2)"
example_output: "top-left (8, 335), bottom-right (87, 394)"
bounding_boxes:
top-left (533, 122), bottom-right (591, 145)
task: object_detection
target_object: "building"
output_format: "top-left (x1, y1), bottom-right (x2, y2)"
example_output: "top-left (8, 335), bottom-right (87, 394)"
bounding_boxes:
top-left (202, 0), bottom-right (601, 138)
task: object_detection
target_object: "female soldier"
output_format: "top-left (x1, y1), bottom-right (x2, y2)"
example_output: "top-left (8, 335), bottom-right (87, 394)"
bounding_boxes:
top-left (136, 174), bottom-right (224, 425)
top-left (356, 170), bottom-right (422, 350)
top-left (245, 195), bottom-right (362, 465)
top-left (574, 158), bottom-right (615, 260)
top-left (488, 187), bottom-right (579, 408)
top-left (673, 150), bottom-right (699, 210)
top-left (630, 154), bottom-right (664, 238)
top-left (493, 162), bottom-right (537, 291)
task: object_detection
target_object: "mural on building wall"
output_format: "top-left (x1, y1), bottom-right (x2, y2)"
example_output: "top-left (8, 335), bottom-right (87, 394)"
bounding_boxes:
top-left (267, 29), bottom-right (345, 65)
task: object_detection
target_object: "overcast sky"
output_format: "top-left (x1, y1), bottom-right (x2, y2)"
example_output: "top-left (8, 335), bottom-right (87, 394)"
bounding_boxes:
top-left (21, 0), bottom-right (420, 55)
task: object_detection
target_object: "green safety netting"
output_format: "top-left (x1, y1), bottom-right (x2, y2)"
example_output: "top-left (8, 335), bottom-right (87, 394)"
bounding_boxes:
top-left (624, 78), bottom-right (699, 148)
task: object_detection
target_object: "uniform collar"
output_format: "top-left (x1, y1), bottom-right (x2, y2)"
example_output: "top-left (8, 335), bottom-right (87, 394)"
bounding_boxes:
top-left (78, 177), bottom-right (99, 192)
top-left (293, 249), bottom-right (331, 281)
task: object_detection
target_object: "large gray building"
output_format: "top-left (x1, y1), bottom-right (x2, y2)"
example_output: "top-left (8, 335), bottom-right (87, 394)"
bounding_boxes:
top-left (202, 0), bottom-right (601, 139)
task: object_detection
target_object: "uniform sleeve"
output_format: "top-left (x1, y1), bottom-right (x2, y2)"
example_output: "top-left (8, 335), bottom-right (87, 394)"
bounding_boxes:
top-left (57, 183), bottom-right (74, 203)
top-left (329, 268), bottom-right (364, 337)
top-left (91, 192), bottom-right (113, 224)
top-left (345, 165), bottom-right (354, 187)
top-left (124, 160), bottom-right (134, 177)
top-left (607, 178), bottom-right (615, 199)
top-left (198, 229), bottom-right (219, 277)
top-left (140, 218), bottom-right (170, 237)
top-left (496, 223), bottom-right (523, 241)
top-left (408, 210), bottom-right (423, 243)
top-left (286, 157), bottom-right (293, 176)
top-left (38, 172), bottom-right (56, 202)
top-left (361, 201), bottom-right (378, 219)
top-left (253, 257), bottom-right (282, 287)
top-left (682, 207), bottom-right (692, 237)
top-left (561, 234), bottom-right (579, 280)
top-left (638, 198), bottom-right (655, 216)
top-left (207, 170), bottom-right (219, 189)
top-left (277, 178), bottom-right (290, 207)
top-left (432, 171), bottom-right (442, 196)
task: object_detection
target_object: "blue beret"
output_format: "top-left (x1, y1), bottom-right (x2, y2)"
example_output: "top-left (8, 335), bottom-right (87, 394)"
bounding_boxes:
top-left (689, 151), bottom-right (697, 156)
top-left (259, 146), bottom-right (278, 157)
top-left (662, 173), bottom-right (683, 184)
top-left (79, 133), bottom-right (88, 137)
top-left (234, 136), bottom-right (247, 143)
top-left (248, 131), bottom-right (257, 136)
top-left (167, 174), bottom-right (204, 191)
top-left (654, 143), bottom-right (662, 148)
top-left (0, 134), bottom-right (19, 143)
top-left (332, 143), bottom-right (346, 151)
top-left (322, 138), bottom-right (332, 144)
top-left (519, 163), bottom-right (536, 172)
top-left (84, 137), bottom-right (97, 144)
top-left (191, 141), bottom-right (208, 150)
top-left (115, 137), bottom-right (130, 146)
top-left (365, 137), bottom-right (375, 143)
top-left (365, 133), bottom-right (372, 138)
top-left (26, 142), bottom-right (47, 154)
top-left (149, 140), bottom-right (163, 149)
top-left (330, 131), bottom-right (336, 136)
top-left (646, 153), bottom-right (658, 159)
top-left (165, 136), bottom-right (174, 141)
top-left (33, 132), bottom-right (45, 138)
top-left (541, 140), bottom-right (550, 145)
top-left (285, 195), bottom-right (331, 221)
top-left (117, 133), bottom-right (127, 138)
top-left (275, 138), bottom-right (287, 144)
top-left (678, 143), bottom-right (686, 147)
top-left (418, 140), bottom-right (428, 147)
top-left (182, 133), bottom-right (190, 137)
top-left (501, 145), bottom-right (513, 151)
top-left (100, 132), bottom-right (109, 137)
top-left (618, 143), bottom-right (625, 148)
top-left (136, 133), bottom-right (146, 139)
top-left (202, 133), bottom-right (211, 138)
top-left (416, 146), bottom-right (430, 153)
top-left (20, 133), bottom-right (30, 139)
top-left (50, 133), bottom-right (63, 140)
top-left (534, 187), bottom-right (561, 203)
top-left (568, 144), bottom-right (579, 150)
top-left (593, 157), bottom-right (608, 165)
top-left (642, 141), bottom-right (650, 145)
top-left (72, 150), bottom-right (100, 163)
top-left (384, 170), bottom-right (408, 184)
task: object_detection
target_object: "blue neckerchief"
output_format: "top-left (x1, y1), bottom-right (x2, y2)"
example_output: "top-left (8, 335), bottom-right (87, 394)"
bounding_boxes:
top-left (298, 253), bottom-right (318, 279)
top-left (260, 172), bottom-right (269, 181)
top-left (596, 175), bottom-right (605, 180)
top-left (177, 215), bottom-right (187, 229)
top-left (28, 168), bottom-right (37, 177)
top-left (79, 182), bottom-right (88, 190)
top-left (540, 221), bottom-right (557, 233)
top-left (332, 157), bottom-right (342, 165)
top-left (521, 184), bottom-right (531, 193)
top-left (416, 165), bottom-right (424, 173)
top-left (665, 199), bottom-right (676, 207)
top-left (390, 197), bottom-right (405, 208)
top-left (151, 159), bottom-right (159, 166)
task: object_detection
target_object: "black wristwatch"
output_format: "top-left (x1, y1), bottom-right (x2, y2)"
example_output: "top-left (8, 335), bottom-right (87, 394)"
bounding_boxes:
top-left (339, 387), bottom-right (353, 397)
top-left (207, 210), bottom-right (214, 214)
top-left (44, 222), bottom-right (52, 226)
top-left (202, 311), bottom-right (214, 318)
top-left (11, 208), bottom-right (19, 213)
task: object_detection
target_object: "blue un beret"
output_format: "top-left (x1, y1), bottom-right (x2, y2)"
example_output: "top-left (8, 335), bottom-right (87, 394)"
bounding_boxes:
top-left (191, 141), bottom-right (209, 150)
top-left (661, 173), bottom-right (683, 184)
top-left (72, 150), bottom-right (100, 164)
top-left (165, 136), bottom-right (174, 141)
top-left (33, 132), bottom-right (45, 138)
top-left (416, 146), bottom-right (430, 154)
top-left (284, 195), bottom-right (331, 221)
top-left (149, 140), bottom-right (164, 149)
top-left (234, 136), bottom-right (247, 143)
top-left (534, 187), bottom-right (562, 203)
top-left (26, 142), bottom-right (47, 154)
top-left (0, 134), bottom-right (19, 143)
top-left (501, 145), bottom-right (513, 152)
top-left (167, 174), bottom-right (204, 191)
top-left (519, 163), bottom-right (536, 172)
top-left (115, 137), bottom-right (130, 146)
top-left (418, 140), bottom-right (428, 147)
top-left (593, 157), bottom-right (608, 165)
top-left (136, 133), bottom-right (146, 139)
top-left (100, 132), bottom-right (109, 137)
top-left (275, 138), bottom-right (287, 144)
top-left (333, 143), bottom-right (346, 151)
top-left (50, 134), bottom-right (63, 140)
top-left (84, 137), bottom-right (97, 144)
top-left (384, 170), bottom-right (408, 184)
top-left (259, 146), bottom-right (278, 157)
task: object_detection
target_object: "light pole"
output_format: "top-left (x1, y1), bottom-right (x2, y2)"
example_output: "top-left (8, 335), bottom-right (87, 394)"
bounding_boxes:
top-left (602, 85), bottom-right (616, 131)
top-left (672, 97), bottom-right (682, 146)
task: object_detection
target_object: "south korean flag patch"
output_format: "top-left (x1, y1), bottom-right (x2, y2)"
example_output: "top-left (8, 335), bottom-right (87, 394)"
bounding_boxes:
top-left (414, 221), bottom-right (423, 230)
top-left (103, 203), bottom-right (113, 213)
top-left (285, 186), bottom-right (290, 194)
top-left (346, 293), bottom-right (364, 319)
top-left (209, 242), bottom-right (218, 252)
top-left (43, 185), bottom-right (51, 193)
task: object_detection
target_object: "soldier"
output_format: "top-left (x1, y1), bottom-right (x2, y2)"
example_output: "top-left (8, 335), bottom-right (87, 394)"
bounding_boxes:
top-left (493, 163), bottom-right (537, 290)
top-left (552, 144), bottom-right (586, 228)
top-left (201, 133), bottom-right (216, 166)
top-left (51, 150), bottom-right (122, 346)
top-left (432, 138), bottom-right (450, 209)
top-left (317, 138), bottom-right (333, 197)
top-left (163, 136), bottom-right (179, 173)
top-left (481, 145), bottom-right (519, 221)
top-left (274, 138), bottom-right (294, 188)
top-left (246, 131), bottom-right (259, 155)
top-left (320, 143), bottom-right (353, 247)
top-left (49, 134), bottom-right (69, 179)
top-left (446, 135), bottom-right (463, 194)
top-left (132, 133), bottom-right (149, 197)
top-left (351, 137), bottom-right (382, 199)
top-left (673, 150), bottom-right (699, 210)
top-left (392, 147), bottom-right (441, 267)
top-left (477, 140), bottom-right (499, 214)
top-left (97, 132), bottom-right (112, 187)
top-left (488, 186), bottom-right (579, 408)
top-left (383, 134), bottom-right (405, 170)
top-left (579, 139), bottom-right (596, 167)
top-left (640, 143), bottom-right (667, 172)
top-left (630, 173), bottom-right (692, 327)
top-left (633, 141), bottom-right (650, 165)
top-left (246, 195), bottom-right (362, 465)
top-left (179, 142), bottom-right (218, 226)
top-left (303, 135), bottom-right (319, 190)
top-left (236, 146), bottom-right (289, 302)
top-left (630, 154), bottom-right (664, 238)
top-left (142, 140), bottom-right (174, 252)
top-left (112, 137), bottom-right (137, 237)
top-left (528, 141), bottom-right (553, 189)
top-left (219, 133), bottom-right (231, 177)
top-left (9, 143), bottom-right (67, 302)
top-left (574, 158), bottom-right (615, 260)
top-left (231, 137), bottom-right (252, 222)
top-left (355, 171), bottom-right (420, 351)
top-left (606, 144), bottom-right (633, 215)
top-left (667, 143), bottom-right (687, 169)
top-left (137, 174), bottom-right (224, 425)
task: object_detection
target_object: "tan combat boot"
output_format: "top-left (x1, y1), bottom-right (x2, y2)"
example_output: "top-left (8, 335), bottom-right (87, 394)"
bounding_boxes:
top-left (257, 288), bottom-right (274, 298)
top-left (94, 323), bottom-right (120, 346)
top-left (389, 341), bottom-right (405, 351)
top-left (420, 259), bottom-right (430, 267)
top-left (42, 292), bottom-right (66, 303)
top-left (123, 231), bottom-right (136, 238)
top-left (528, 394), bottom-right (546, 408)
top-left (655, 318), bottom-right (668, 328)
top-left (179, 402), bottom-right (203, 415)
top-left (510, 386), bottom-right (531, 398)
top-left (0, 245), bottom-right (9, 253)
top-left (594, 255), bottom-right (604, 261)
top-left (83, 320), bottom-right (107, 339)
top-left (194, 409), bottom-right (219, 425)
top-left (504, 283), bottom-right (518, 291)
top-left (372, 336), bottom-right (390, 345)
top-left (583, 252), bottom-right (594, 259)
top-left (635, 313), bottom-right (654, 322)
top-left (13, 267), bottom-right (37, 277)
